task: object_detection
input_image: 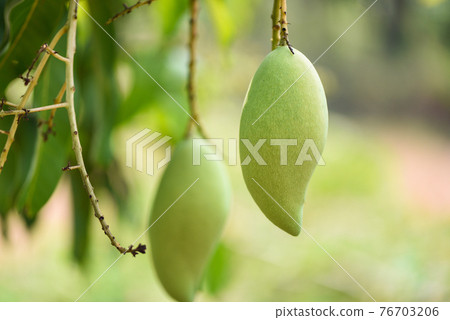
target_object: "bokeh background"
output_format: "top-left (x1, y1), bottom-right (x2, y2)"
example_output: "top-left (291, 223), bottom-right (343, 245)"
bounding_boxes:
top-left (0, 0), bottom-right (449, 301)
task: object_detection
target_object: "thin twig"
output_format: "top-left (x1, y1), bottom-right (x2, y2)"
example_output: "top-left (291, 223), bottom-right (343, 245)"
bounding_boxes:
top-left (106, 0), bottom-right (156, 25)
top-left (66, 1), bottom-right (145, 256)
top-left (271, 0), bottom-right (281, 50)
top-left (62, 162), bottom-right (80, 171)
top-left (1, 99), bottom-right (19, 109)
top-left (0, 25), bottom-right (68, 174)
top-left (0, 103), bottom-right (68, 118)
top-left (0, 130), bottom-right (9, 135)
top-left (279, 0), bottom-right (294, 54)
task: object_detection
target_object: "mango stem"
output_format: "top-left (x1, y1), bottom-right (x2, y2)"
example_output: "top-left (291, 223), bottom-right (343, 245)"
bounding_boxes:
top-left (280, 0), bottom-right (294, 54)
top-left (271, 0), bottom-right (281, 50)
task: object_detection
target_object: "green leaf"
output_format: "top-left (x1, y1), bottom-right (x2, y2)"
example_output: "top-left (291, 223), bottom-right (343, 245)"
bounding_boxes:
top-left (71, 171), bottom-right (91, 265)
top-left (0, 0), bottom-right (24, 52)
top-left (116, 48), bottom-right (189, 142)
top-left (0, 0), bottom-right (66, 96)
top-left (73, 0), bottom-right (121, 167)
top-left (0, 115), bottom-right (38, 221)
top-left (205, 0), bottom-right (236, 47)
top-left (204, 243), bottom-right (233, 295)
top-left (16, 43), bottom-right (71, 221)
top-left (155, 0), bottom-right (188, 37)
top-left (103, 160), bottom-right (129, 218)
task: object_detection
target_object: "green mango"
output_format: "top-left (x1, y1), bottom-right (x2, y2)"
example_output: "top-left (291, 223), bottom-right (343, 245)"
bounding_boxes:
top-left (239, 46), bottom-right (328, 236)
top-left (149, 137), bottom-right (231, 301)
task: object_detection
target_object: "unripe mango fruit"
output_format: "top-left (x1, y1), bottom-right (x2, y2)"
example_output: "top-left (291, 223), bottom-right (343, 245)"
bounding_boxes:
top-left (149, 138), bottom-right (231, 301)
top-left (239, 46), bottom-right (328, 236)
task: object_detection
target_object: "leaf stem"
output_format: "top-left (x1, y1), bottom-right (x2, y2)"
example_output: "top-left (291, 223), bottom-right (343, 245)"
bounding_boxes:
top-left (271, 0), bottom-right (281, 50)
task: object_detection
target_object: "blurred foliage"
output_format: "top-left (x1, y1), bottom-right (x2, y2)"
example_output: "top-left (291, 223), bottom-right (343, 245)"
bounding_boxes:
top-left (0, 0), bottom-right (449, 301)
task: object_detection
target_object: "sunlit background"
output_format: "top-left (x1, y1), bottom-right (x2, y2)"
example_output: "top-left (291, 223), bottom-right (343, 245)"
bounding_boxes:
top-left (0, 0), bottom-right (449, 301)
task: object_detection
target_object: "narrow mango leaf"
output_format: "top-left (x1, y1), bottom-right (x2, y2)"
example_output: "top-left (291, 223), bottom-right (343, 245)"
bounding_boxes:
top-left (71, 171), bottom-right (91, 265)
top-left (16, 42), bottom-right (71, 221)
top-left (116, 48), bottom-right (189, 142)
top-left (204, 243), bottom-right (233, 295)
top-left (75, 0), bottom-right (120, 167)
top-left (0, 0), bottom-right (66, 96)
top-left (0, 115), bottom-right (38, 223)
top-left (155, 0), bottom-right (188, 37)
top-left (205, 0), bottom-right (236, 47)
top-left (103, 160), bottom-right (129, 218)
top-left (0, 0), bottom-right (24, 51)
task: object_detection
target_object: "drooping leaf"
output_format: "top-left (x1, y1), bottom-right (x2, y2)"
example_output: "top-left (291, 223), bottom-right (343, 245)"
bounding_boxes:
top-left (204, 242), bottom-right (233, 295)
top-left (205, 0), bottom-right (236, 47)
top-left (0, 0), bottom-right (66, 96)
top-left (0, 0), bottom-right (24, 52)
top-left (73, 0), bottom-right (121, 167)
top-left (116, 48), bottom-right (189, 142)
top-left (71, 170), bottom-right (91, 265)
top-left (16, 40), bottom-right (71, 221)
top-left (0, 114), bottom-right (38, 224)
top-left (155, 0), bottom-right (188, 37)
top-left (103, 159), bottom-right (129, 218)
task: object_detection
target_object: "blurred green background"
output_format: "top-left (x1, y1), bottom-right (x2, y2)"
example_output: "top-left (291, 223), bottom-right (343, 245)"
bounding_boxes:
top-left (0, 0), bottom-right (449, 301)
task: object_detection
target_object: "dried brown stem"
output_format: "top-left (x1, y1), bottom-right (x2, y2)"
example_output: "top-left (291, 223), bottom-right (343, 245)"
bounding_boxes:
top-left (19, 44), bottom-right (47, 86)
top-left (106, 0), bottom-right (156, 25)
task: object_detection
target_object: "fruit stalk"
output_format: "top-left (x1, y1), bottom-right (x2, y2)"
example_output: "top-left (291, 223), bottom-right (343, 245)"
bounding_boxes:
top-left (271, 0), bottom-right (281, 50)
top-left (279, 0), bottom-right (292, 52)
top-left (185, 0), bottom-right (203, 137)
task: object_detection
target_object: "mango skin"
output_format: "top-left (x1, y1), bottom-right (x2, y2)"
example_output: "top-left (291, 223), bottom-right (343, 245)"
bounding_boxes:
top-left (149, 138), bottom-right (231, 301)
top-left (239, 46), bottom-right (328, 236)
